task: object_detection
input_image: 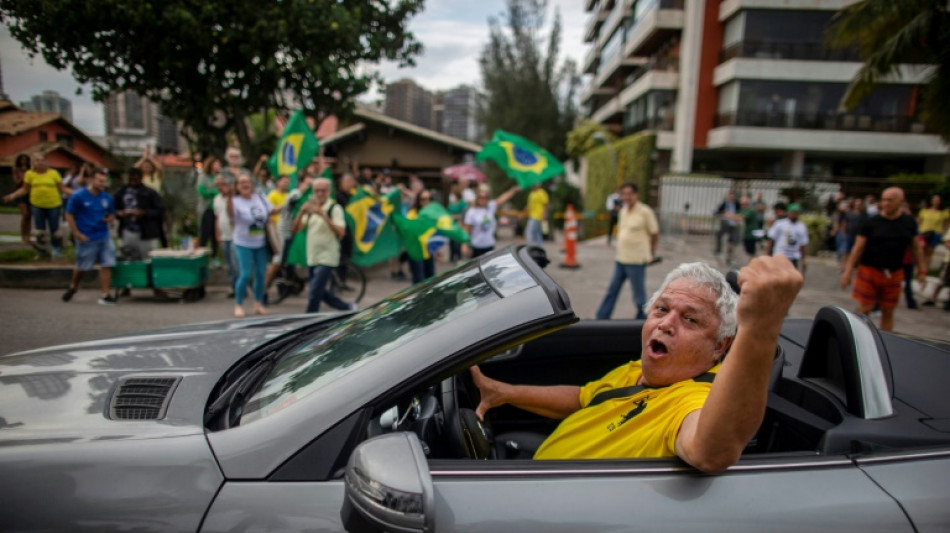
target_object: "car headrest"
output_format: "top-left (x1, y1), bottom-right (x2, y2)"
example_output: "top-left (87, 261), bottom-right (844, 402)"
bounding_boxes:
top-left (798, 306), bottom-right (893, 419)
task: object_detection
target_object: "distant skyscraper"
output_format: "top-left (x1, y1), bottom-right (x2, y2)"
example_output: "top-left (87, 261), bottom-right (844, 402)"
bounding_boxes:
top-left (0, 56), bottom-right (8, 100)
top-left (103, 90), bottom-right (184, 156)
top-left (384, 79), bottom-right (434, 130)
top-left (441, 85), bottom-right (482, 142)
top-left (20, 90), bottom-right (72, 122)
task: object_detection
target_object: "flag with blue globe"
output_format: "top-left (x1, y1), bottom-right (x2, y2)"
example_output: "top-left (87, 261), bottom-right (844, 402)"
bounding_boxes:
top-left (476, 130), bottom-right (565, 187)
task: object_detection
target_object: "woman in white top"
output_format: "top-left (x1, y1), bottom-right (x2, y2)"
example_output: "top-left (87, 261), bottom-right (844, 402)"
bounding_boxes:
top-left (463, 185), bottom-right (520, 258)
top-left (227, 173), bottom-right (273, 317)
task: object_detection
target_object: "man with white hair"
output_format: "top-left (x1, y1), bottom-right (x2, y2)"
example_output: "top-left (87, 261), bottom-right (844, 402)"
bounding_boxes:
top-left (472, 255), bottom-right (802, 472)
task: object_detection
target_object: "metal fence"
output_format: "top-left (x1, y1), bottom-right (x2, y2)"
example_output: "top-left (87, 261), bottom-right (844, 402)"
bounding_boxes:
top-left (657, 174), bottom-right (841, 236)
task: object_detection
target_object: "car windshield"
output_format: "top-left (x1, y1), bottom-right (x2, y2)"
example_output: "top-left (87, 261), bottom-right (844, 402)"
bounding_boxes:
top-left (239, 253), bottom-right (537, 424)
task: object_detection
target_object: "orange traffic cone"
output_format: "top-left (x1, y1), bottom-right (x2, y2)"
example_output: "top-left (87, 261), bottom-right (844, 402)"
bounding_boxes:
top-left (560, 204), bottom-right (581, 269)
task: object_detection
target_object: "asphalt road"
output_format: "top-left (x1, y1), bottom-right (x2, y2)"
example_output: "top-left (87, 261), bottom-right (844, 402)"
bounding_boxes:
top-left (2, 231), bottom-right (948, 356)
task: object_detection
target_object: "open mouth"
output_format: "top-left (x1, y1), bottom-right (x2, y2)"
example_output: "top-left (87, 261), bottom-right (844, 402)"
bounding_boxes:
top-left (649, 339), bottom-right (668, 356)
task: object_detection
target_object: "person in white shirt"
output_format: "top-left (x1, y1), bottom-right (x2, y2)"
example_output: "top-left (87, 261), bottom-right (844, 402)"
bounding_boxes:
top-left (212, 176), bottom-right (237, 297)
top-left (463, 185), bottom-right (521, 258)
top-left (767, 203), bottom-right (810, 272)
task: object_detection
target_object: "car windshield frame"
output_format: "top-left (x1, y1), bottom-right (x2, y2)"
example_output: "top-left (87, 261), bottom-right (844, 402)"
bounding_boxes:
top-left (238, 253), bottom-right (538, 424)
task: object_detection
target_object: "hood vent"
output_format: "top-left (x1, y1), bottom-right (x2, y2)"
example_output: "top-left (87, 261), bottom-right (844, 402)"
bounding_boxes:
top-left (109, 377), bottom-right (181, 420)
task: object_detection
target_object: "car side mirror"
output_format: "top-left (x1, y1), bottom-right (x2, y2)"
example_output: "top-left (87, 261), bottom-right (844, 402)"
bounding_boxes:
top-left (341, 432), bottom-right (434, 533)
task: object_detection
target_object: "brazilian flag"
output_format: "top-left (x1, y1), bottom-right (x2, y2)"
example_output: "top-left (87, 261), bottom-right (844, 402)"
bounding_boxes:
top-left (392, 202), bottom-right (470, 261)
top-left (268, 110), bottom-right (319, 187)
top-left (476, 130), bottom-right (565, 188)
top-left (346, 186), bottom-right (403, 267)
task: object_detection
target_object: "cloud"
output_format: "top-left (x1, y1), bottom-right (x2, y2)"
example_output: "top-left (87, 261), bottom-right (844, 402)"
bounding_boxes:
top-left (1, 27), bottom-right (105, 135)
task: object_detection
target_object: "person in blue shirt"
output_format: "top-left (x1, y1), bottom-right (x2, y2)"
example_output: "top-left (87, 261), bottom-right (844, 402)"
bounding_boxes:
top-left (63, 168), bottom-right (118, 305)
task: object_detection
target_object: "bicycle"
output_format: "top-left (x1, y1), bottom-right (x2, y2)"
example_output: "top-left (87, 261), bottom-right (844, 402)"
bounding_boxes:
top-left (330, 261), bottom-right (366, 304)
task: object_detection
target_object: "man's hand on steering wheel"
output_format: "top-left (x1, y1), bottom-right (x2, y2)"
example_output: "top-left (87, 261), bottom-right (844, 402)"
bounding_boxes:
top-left (471, 365), bottom-right (508, 420)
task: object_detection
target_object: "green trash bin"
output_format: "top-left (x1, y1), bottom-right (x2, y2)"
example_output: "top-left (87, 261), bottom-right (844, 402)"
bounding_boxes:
top-left (150, 254), bottom-right (209, 288)
top-left (111, 261), bottom-right (151, 289)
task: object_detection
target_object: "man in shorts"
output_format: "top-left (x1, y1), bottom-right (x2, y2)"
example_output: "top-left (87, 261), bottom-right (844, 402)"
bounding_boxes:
top-left (841, 187), bottom-right (927, 330)
top-left (62, 168), bottom-right (118, 305)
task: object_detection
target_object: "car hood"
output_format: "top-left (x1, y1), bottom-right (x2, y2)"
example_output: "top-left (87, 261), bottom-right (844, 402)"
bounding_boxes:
top-left (0, 314), bottom-right (332, 443)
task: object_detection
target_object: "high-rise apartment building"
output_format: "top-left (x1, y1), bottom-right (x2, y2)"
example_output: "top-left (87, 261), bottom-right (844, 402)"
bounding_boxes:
top-left (384, 79), bottom-right (434, 130)
top-left (582, 0), bottom-right (948, 178)
top-left (441, 85), bottom-right (483, 143)
top-left (103, 90), bottom-right (184, 156)
top-left (20, 90), bottom-right (72, 122)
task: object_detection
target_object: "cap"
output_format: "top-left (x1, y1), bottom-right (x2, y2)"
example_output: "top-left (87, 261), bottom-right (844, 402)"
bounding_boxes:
top-left (788, 203), bottom-right (802, 213)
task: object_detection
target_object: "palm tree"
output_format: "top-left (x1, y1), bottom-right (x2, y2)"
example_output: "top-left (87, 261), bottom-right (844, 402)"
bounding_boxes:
top-left (826, 0), bottom-right (950, 142)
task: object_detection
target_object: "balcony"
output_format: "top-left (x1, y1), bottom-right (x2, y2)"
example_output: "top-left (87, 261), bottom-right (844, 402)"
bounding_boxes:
top-left (584, 7), bottom-right (610, 43)
top-left (583, 46), bottom-right (600, 75)
top-left (591, 95), bottom-right (623, 125)
top-left (619, 69), bottom-right (679, 108)
top-left (622, 0), bottom-right (684, 59)
top-left (715, 110), bottom-right (931, 134)
top-left (720, 40), bottom-right (861, 63)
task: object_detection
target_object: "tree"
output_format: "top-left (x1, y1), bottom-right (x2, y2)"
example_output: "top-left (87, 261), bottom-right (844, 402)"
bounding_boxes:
top-left (826, 0), bottom-right (950, 142)
top-left (478, 0), bottom-right (580, 192)
top-left (0, 0), bottom-right (423, 156)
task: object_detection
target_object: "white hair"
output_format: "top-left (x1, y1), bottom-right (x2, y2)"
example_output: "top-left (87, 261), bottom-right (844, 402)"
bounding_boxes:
top-left (646, 262), bottom-right (738, 343)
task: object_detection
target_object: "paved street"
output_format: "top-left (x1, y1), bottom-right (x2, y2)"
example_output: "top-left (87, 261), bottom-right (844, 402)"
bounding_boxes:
top-left (1, 226), bottom-right (947, 356)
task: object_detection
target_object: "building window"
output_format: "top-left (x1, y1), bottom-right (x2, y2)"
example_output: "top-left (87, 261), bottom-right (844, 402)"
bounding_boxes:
top-left (715, 81), bottom-right (922, 132)
top-left (624, 90), bottom-right (676, 133)
top-left (720, 10), bottom-right (860, 62)
top-left (56, 134), bottom-right (73, 149)
top-left (124, 92), bottom-right (145, 130)
top-left (38, 131), bottom-right (48, 142)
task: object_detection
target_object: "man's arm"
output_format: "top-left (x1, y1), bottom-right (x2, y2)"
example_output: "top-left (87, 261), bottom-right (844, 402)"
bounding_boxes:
top-left (65, 212), bottom-right (88, 243)
top-left (675, 256), bottom-right (802, 473)
top-left (471, 366), bottom-right (581, 420)
top-left (840, 235), bottom-right (867, 288)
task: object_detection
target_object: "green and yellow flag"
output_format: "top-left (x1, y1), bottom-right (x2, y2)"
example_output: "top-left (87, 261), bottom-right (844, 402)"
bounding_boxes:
top-left (268, 110), bottom-right (319, 187)
top-left (476, 130), bottom-right (565, 188)
top-left (392, 202), bottom-right (470, 261)
top-left (346, 186), bottom-right (403, 267)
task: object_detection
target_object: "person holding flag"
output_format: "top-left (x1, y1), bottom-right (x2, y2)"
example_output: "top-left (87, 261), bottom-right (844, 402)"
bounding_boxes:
top-left (292, 177), bottom-right (356, 314)
top-left (463, 185), bottom-right (521, 258)
top-left (392, 190), bottom-right (473, 281)
top-left (269, 110), bottom-right (319, 188)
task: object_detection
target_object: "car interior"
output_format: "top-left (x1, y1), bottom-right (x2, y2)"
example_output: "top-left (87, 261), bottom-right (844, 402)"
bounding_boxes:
top-left (359, 305), bottom-right (950, 466)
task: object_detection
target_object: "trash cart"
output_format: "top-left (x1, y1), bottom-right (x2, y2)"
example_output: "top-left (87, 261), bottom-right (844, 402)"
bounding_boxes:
top-left (112, 249), bottom-right (210, 302)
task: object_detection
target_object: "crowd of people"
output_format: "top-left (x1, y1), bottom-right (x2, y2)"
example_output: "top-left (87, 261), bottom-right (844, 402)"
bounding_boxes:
top-left (2, 147), bottom-right (561, 314)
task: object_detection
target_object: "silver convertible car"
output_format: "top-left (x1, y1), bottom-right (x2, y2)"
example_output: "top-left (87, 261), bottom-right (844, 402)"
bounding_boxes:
top-left (2, 246), bottom-right (949, 532)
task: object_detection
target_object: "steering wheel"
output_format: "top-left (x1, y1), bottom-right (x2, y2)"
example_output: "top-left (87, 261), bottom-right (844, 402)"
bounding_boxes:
top-left (441, 371), bottom-right (495, 459)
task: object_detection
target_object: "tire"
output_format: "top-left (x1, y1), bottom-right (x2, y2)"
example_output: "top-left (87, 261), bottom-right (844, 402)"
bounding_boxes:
top-left (333, 263), bottom-right (366, 303)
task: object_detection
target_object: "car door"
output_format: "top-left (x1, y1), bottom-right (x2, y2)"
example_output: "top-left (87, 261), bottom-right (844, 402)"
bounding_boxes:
top-left (857, 449), bottom-right (950, 532)
top-left (427, 455), bottom-right (914, 532)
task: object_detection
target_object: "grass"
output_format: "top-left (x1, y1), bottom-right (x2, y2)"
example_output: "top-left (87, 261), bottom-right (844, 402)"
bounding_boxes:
top-left (0, 246), bottom-right (76, 264)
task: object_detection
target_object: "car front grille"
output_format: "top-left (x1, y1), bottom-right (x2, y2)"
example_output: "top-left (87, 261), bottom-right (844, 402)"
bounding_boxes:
top-left (109, 377), bottom-right (181, 420)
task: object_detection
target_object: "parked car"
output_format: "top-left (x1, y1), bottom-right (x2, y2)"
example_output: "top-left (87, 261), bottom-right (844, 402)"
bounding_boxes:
top-left (2, 246), bottom-right (949, 532)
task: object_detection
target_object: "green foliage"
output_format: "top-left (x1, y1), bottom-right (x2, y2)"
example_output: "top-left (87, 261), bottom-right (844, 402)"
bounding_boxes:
top-left (584, 133), bottom-right (656, 213)
top-left (547, 179), bottom-right (582, 230)
top-left (566, 120), bottom-right (614, 161)
top-left (885, 173), bottom-right (948, 205)
top-left (826, 0), bottom-right (950, 142)
top-left (478, 0), bottom-right (579, 196)
top-left (0, 0), bottom-right (424, 156)
top-left (800, 213), bottom-right (831, 256)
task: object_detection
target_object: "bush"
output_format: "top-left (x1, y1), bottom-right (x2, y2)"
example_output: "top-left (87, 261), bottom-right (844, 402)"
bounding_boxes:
top-left (800, 213), bottom-right (830, 256)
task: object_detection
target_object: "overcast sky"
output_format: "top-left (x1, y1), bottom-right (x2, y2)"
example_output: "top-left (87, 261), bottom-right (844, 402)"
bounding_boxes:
top-left (0, 0), bottom-right (588, 138)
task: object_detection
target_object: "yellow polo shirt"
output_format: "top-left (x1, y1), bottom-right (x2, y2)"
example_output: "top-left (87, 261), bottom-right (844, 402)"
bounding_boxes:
top-left (267, 189), bottom-right (289, 225)
top-left (527, 188), bottom-right (549, 221)
top-left (534, 361), bottom-right (718, 460)
top-left (918, 208), bottom-right (949, 234)
top-left (616, 202), bottom-right (658, 264)
top-left (24, 169), bottom-right (63, 209)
